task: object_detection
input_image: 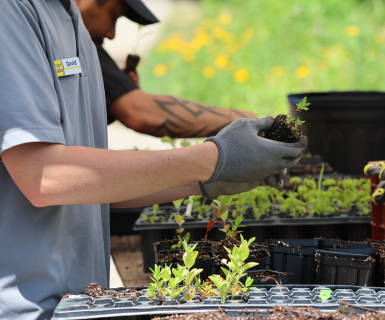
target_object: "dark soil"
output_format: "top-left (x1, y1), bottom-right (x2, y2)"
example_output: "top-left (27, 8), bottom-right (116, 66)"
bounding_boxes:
top-left (83, 282), bottom-right (141, 298)
top-left (215, 250), bottom-right (268, 265)
top-left (271, 241), bottom-right (302, 249)
top-left (154, 232), bottom-right (195, 245)
top-left (258, 114), bottom-right (303, 143)
top-left (247, 271), bottom-right (285, 280)
top-left (124, 54), bottom-right (140, 73)
top-left (158, 248), bottom-right (213, 264)
top-left (153, 305), bottom-right (381, 320)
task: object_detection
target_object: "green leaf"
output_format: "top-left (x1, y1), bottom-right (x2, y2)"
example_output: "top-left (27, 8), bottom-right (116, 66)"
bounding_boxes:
top-left (174, 214), bottom-right (185, 227)
top-left (221, 267), bottom-right (229, 277)
top-left (235, 214), bottom-right (243, 225)
top-left (209, 275), bottom-right (225, 290)
top-left (242, 262), bottom-right (259, 273)
top-left (185, 232), bottom-right (190, 242)
top-left (183, 251), bottom-right (196, 269)
top-left (152, 204), bottom-right (159, 215)
top-left (239, 244), bottom-right (249, 261)
top-left (173, 199), bottom-right (184, 210)
top-left (245, 277), bottom-right (254, 287)
top-left (289, 115), bottom-right (295, 122)
top-left (290, 177), bottom-right (302, 184)
top-left (319, 289), bottom-right (332, 301)
top-left (296, 117), bottom-right (305, 126)
top-left (221, 210), bottom-right (228, 222)
top-left (180, 140), bottom-right (191, 148)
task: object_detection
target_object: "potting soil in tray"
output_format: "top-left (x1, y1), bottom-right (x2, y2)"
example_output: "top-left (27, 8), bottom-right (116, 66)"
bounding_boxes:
top-left (53, 285), bottom-right (385, 320)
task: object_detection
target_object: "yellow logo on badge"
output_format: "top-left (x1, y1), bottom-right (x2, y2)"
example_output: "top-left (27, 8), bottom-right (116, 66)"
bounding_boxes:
top-left (54, 60), bottom-right (64, 77)
top-left (54, 57), bottom-right (82, 78)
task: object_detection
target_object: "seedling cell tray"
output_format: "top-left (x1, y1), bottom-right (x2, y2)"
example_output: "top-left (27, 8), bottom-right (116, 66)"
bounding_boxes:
top-left (269, 239), bottom-right (319, 284)
top-left (53, 285), bottom-right (385, 320)
top-left (315, 250), bottom-right (375, 286)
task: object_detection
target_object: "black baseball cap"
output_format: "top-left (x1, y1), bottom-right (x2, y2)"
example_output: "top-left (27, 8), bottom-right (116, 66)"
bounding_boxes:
top-left (123, 0), bottom-right (159, 25)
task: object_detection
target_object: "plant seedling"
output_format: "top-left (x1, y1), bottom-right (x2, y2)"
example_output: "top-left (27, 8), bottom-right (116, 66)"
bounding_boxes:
top-left (257, 97), bottom-right (310, 143)
top-left (209, 235), bottom-right (258, 303)
top-left (173, 198), bottom-right (185, 234)
top-left (319, 289), bottom-right (332, 301)
top-left (141, 204), bottom-right (160, 223)
top-left (219, 214), bottom-right (246, 246)
top-left (182, 240), bottom-right (203, 300)
top-left (201, 195), bottom-right (234, 249)
top-left (161, 136), bottom-right (177, 149)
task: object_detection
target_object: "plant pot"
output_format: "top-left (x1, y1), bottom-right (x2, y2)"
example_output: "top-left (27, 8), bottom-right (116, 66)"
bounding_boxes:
top-left (216, 249), bottom-right (271, 277)
top-left (288, 91), bottom-right (385, 175)
top-left (239, 270), bottom-right (288, 285)
top-left (269, 239), bottom-right (319, 284)
top-left (315, 250), bottom-right (375, 286)
top-left (110, 207), bottom-right (144, 235)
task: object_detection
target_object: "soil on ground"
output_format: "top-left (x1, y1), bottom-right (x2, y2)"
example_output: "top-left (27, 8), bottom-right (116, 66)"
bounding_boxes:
top-left (153, 305), bottom-right (383, 320)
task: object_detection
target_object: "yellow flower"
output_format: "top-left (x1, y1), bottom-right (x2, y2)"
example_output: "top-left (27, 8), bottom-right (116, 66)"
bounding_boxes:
top-left (346, 25), bottom-right (360, 37)
top-left (234, 68), bottom-right (249, 83)
top-left (219, 13), bottom-right (232, 25)
top-left (373, 33), bottom-right (383, 44)
top-left (167, 37), bottom-right (183, 51)
top-left (190, 33), bottom-right (210, 50)
top-left (271, 66), bottom-right (287, 79)
top-left (183, 51), bottom-right (195, 62)
top-left (212, 27), bottom-right (226, 38)
top-left (153, 64), bottom-right (168, 77)
top-left (215, 54), bottom-right (229, 69)
top-left (295, 66), bottom-right (310, 79)
top-left (202, 66), bottom-right (215, 78)
top-left (203, 18), bottom-right (215, 29)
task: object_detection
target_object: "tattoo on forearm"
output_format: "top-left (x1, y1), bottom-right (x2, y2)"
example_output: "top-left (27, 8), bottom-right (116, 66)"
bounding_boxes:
top-left (152, 96), bottom-right (247, 138)
top-left (231, 108), bottom-right (249, 117)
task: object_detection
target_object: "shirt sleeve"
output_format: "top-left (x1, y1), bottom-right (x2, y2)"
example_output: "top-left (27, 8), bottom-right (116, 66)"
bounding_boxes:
top-left (0, 0), bottom-right (65, 156)
top-left (96, 46), bottom-right (138, 124)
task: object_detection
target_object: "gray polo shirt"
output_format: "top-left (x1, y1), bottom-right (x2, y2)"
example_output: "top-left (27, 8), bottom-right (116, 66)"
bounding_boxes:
top-left (0, 1), bottom-right (110, 319)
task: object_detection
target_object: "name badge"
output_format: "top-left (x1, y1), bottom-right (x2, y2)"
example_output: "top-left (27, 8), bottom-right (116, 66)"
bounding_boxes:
top-left (54, 57), bottom-right (82, 77)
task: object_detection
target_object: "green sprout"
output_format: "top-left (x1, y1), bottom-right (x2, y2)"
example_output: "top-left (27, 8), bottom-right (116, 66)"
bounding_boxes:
top-left (209, 235), bottom-right (258, 303)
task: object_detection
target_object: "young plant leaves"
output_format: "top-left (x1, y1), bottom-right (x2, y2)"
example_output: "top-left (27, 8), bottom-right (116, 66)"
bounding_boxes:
top-left (173, 198), bottom-right (184, 210)
top-left (319, 289), bottom-right (332, 301)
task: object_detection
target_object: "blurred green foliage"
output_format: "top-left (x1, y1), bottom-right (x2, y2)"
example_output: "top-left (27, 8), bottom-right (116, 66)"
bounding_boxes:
top-left (139, 0), bottom-right (385, 116)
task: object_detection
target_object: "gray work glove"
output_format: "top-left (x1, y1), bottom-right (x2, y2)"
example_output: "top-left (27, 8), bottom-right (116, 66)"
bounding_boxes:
top-left (373, 180), bottom-right (385, 206)
top-left (201, 117), bottom-right (307, 184)
top-left (200, 169), bottom-right (287, 200)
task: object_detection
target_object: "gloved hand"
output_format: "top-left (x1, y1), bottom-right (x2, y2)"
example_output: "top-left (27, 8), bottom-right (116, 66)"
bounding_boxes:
top-left (200, 169), bottom-right (287, 200)
top-left (202, 117), bottom-right (307, 184)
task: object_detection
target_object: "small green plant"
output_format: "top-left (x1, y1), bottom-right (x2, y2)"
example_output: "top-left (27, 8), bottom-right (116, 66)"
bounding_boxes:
top-left (196, 278), bottom-right (217, 299)
top-left (182, 240), bottom-right (203, 300)
top-left (201, 195), bottom-right (235, 248)
top-left (147, 264), bottom-right (170, 304)
top-left (219, 214), bottom-right (246, 246)
top-left (319, 289), bottom-right (332, 301)
top-left (209, 235), bottom-right (258, 303)
top-left (161, 136), bottom-right (177, 148)
top-left (141, 204), bottom-right (160, 223)
top-left (173, 198), bottom-right (185, 234)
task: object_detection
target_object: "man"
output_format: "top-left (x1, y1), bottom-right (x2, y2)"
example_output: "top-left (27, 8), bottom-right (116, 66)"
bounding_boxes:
top-left (77, 0), bottom-right (257, 138)
top-left (0, 0), bottom-right (306, 319)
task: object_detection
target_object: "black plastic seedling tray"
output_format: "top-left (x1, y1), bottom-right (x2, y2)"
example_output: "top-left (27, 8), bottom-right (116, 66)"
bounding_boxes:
top-left (52, 285), bottom-right (385, 320)
top-left (269, 239), bottom-right (319, 284)
top-left (135, 207), bottom-right (371, 271)
top-left (315, 251), bottom-right (375, 286)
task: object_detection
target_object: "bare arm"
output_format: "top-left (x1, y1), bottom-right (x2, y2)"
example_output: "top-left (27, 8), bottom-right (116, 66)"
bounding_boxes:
top-left (111, 182), bottom-right (201, 208)
top-left (1, 142), bottom-right (218, 208)
top-left (107, 89), bottom-right (257, 138)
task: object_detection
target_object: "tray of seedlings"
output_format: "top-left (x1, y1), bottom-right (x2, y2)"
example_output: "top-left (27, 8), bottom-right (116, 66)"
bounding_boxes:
top-left (136, 188), bottom-right (371, 271)
top-left (53, 281), bottom-right (385, 319)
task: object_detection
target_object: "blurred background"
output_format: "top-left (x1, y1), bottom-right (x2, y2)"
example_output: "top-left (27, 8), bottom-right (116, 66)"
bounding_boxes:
top-left (105, 0), bottom-right (385, 150)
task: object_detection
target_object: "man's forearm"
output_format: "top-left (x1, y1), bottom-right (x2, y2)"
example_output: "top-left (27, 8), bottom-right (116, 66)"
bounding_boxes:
top-left (2, 142), bottom-right (217, 207)
top-left (107, 90), bottom-right (256, 138)
top-left (148, 95), bottom-right (256, 138)
top-left (111, 182), bottom-right (201, 208)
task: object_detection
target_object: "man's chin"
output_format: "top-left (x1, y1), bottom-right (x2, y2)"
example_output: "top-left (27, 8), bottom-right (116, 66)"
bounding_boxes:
top-left (93, 39), bottom-right (104, 47)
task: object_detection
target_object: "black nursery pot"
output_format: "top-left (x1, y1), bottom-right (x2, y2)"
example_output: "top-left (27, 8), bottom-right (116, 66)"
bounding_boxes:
top-left (217, 249), bottom-right (271, 276)
top-left (269, 239), bottom-right (319, 284)
top-left (288, 91), bottom-right (385, 175)
top-left (315, 250), bottom-right (375, 286)
top-left (239, 270), bottom-right (288, 285)
top-left (110, 207), bottom-right (144, 235)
